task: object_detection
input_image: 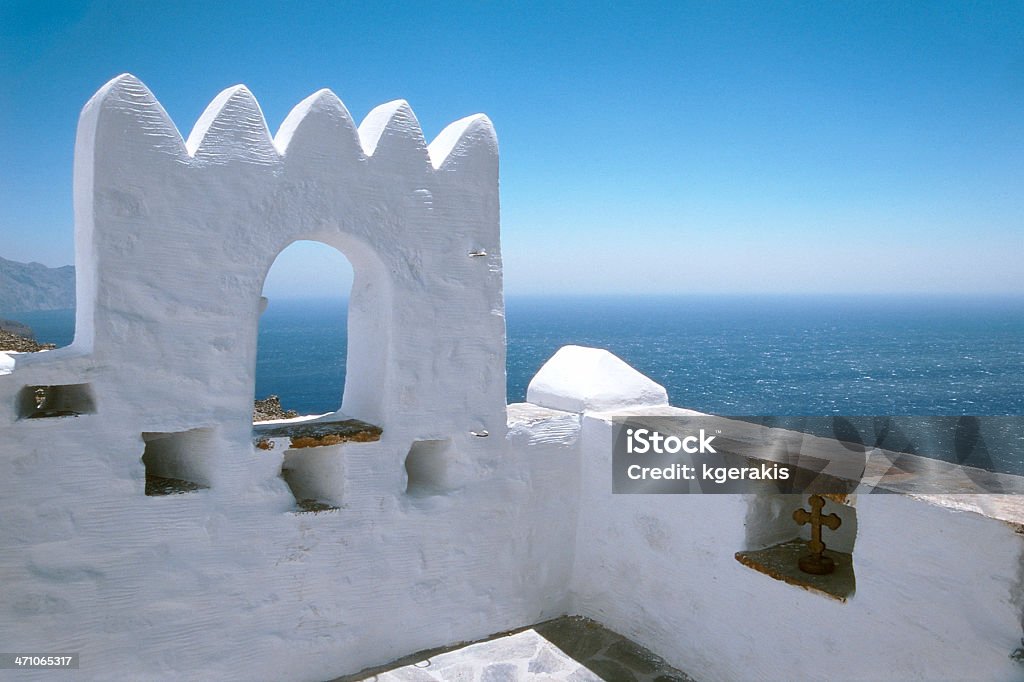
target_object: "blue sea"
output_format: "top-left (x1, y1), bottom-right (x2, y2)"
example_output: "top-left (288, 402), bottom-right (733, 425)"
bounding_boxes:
top-left (8, 296), bottom-right (1024, 416)
top-left (7, 296), bottom-right (1024, 474)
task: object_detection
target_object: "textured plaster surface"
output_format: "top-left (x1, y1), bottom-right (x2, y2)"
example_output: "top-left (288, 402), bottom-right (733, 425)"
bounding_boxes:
top-left (0, 76), bottom-right (570, 682)
top-left (2, 76), bottom-right (1023, 682)
top-left (527, 346), bottom-right (669, 414)
top-left (570, 406), bottom-right (1024, 681)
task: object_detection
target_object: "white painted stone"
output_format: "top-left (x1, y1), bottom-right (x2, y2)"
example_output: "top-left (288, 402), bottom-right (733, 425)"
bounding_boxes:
top-left (527, 345), bottom-right (669, 413)
top-left (364, 629), bottom-right (597, 681)
top-left (0, 75), bottom-right (554, 682)
top-left (2, 74), bottom-right (1022, 682)
top-left (568, 407), bottom-right (1024, 682)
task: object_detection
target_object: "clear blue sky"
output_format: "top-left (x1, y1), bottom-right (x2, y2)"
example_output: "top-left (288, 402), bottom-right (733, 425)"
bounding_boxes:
top-left (1, 1), bottom-right (1022, 296)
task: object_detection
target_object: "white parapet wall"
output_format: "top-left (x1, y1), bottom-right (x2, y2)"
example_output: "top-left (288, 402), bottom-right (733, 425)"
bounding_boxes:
top-left (530, 346), bottom-right (1024, 682)
top-left (1, 76), bottom-right (1022, 681)
top-left (0, 75), bottom-right (571, 681)
top-left (569, 409), bottom-right (1024, 681)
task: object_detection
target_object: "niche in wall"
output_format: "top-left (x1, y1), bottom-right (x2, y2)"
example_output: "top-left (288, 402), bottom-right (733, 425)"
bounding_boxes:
top-left (405, 439), bottom-right (459, 496)
top-left (281, 446), bottom-right (343, 513)
top-left (18, 384), bottom-right (96, 419)
top-left (142, 428), bottom-right (215, 496)
top-left (735, 493), bottom-right (858, 602)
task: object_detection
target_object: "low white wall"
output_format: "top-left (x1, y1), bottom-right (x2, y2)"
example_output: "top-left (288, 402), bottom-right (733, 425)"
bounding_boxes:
top-left (0, 404), bottom-right (582, 681)
top-left (3, 345), bottom-right (1023, 681)
top-left (568, 407), bottom-right (1024, 681)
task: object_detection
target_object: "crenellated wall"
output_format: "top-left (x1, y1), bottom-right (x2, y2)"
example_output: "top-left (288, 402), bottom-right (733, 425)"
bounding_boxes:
top-left (67, 73), bottom-right (505, 440)
top-left (1, 76), bottom-right (1022, 682)
top-left (0, 75), bottom-right (540, 681)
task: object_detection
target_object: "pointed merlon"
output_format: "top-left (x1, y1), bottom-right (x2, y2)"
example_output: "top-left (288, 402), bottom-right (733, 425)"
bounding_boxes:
top-left (78, 77), bottom-right (496, 173)
top-left (427, 114), bottom-right (498, 170)
top-left (357, 100), bottom-right (428, 159)
top-left (274, 89), bottom-right (362, 159)
top-left (78, 73), bottom-right (187, 158)
top-left (186, 85), bottom-right (278, 164)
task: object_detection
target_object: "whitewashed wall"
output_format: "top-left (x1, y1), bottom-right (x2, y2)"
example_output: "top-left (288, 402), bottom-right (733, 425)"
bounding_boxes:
top-left (532, 364), bottom-right (1024, 682)
top-left (1, 75), bottom-right (1022, 682)
top-left (0, 75), bottom-right (567, 682)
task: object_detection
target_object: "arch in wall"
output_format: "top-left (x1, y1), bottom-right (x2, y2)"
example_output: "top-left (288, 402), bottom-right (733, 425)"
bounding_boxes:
top-left (256, 241), bottom-right (354, 416)
top-left (254, 233), bottom-right (392, 426)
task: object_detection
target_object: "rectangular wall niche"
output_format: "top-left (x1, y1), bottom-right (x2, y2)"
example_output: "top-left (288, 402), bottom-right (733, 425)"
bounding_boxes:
top-left (18, 384), bottom-right (96, 419)
top-left (281, 447), bottom-right (343, 513)
top-left (405, 439), bottom-right (459, 497)
top-left (142, 428), bottom-right (215, 496)
top-left (735, 493), bottom-right (858, 602)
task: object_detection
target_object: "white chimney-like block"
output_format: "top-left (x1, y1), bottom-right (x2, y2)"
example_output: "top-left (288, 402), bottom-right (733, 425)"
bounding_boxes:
top-left (527, 345), bottom-right (669, 413)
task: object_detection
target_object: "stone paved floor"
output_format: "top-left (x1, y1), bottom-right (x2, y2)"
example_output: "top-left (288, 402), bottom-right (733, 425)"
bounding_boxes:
top-left (333, 616), bottom-right (695, 682)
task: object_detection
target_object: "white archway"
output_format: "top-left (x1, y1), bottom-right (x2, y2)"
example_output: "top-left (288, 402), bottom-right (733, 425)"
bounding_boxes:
top-left (255, 240), bottom-right (354, 418)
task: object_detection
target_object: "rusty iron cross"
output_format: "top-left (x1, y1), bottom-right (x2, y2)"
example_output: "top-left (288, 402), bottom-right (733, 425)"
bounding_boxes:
top-left (793, 494), bottom-right (842, 575)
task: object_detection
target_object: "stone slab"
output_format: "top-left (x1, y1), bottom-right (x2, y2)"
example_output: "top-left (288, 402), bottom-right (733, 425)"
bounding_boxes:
top-left (332, 616), bottom-right (695, 682)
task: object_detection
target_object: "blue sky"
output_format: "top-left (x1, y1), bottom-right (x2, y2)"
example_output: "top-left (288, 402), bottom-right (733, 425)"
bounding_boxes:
top-left (1, 1), bottom-right (1022, 296)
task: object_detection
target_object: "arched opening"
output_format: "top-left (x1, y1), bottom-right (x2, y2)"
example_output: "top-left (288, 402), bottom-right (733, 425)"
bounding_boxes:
top-left (255, 241), bottom-right (354, 420)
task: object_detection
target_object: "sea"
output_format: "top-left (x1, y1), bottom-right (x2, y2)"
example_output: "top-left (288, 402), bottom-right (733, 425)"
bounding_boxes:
top-left (6, 295), bottom-right (1024, 474)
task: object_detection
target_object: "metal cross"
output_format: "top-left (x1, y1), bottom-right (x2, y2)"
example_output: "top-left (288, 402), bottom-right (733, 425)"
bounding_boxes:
top-left (793, 494), bottom-right (842, 575)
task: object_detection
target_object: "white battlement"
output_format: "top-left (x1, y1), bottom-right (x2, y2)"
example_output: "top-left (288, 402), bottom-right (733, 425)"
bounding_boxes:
top-left (1, 77), bottom-right (1022, 682)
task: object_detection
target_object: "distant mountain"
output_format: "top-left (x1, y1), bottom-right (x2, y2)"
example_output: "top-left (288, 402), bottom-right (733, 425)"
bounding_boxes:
top-left (0, 257), bottom-right (75, 313)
